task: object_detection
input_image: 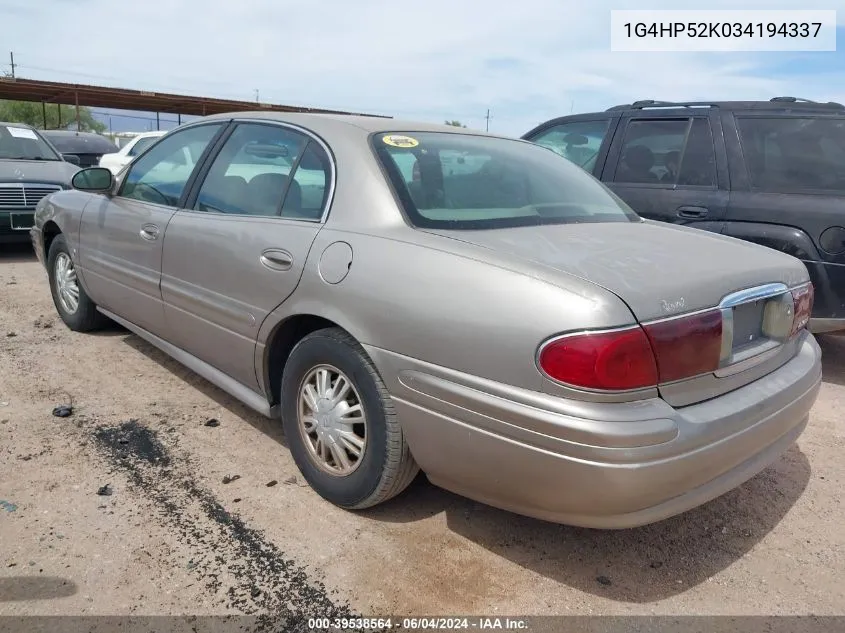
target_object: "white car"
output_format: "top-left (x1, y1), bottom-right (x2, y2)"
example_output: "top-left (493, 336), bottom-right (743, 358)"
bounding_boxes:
top-left (99, 131), bottom-right (167, 174)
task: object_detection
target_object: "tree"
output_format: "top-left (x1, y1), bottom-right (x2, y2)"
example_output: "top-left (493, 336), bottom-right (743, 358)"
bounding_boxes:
top-left (0, 99), bottom-right (106, 133)
top-left (444, 120), bottom-right (467, 128)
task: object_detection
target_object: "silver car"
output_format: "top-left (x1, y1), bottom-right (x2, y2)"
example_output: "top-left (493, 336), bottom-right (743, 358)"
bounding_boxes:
top-left (31, 113), bottom-right (822, 529)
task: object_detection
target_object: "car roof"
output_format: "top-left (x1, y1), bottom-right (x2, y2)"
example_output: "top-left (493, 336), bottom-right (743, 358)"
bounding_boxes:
top-left (604, 97), bottom-right (845, 113)
top-left (196, 111), bottom-right (507, 138)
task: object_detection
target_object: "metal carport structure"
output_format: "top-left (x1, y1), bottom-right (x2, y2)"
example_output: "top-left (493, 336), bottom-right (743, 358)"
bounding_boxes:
top-left (0, 77), bottom-right (387, 129)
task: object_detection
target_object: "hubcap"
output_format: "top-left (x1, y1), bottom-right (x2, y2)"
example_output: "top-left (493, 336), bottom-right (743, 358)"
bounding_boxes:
top-left (298, 364), bottom-right (367, 476)
top-left (54, 252), bottom-right (80, 314)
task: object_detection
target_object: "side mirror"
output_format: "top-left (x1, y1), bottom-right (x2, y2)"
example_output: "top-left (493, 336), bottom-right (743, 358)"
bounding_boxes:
top-left (62, 153), bottom-right (81, 165)
top-left (71, 167), bottom-right (114, 193)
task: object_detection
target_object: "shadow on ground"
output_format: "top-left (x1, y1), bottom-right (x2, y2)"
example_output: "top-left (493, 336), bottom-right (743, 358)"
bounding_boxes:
top-left (818, 334), bottom-right (845, 387)
top-left (0, 577), bottom-right (78, 602)
top-left (365, 445), bottom-right (811, 602)
top-left (122, 335), bottom-right (286, 446)
top-left (0, 244), bottom-right (37, 265)
top-left (119, 327), bottom-right (812, 603)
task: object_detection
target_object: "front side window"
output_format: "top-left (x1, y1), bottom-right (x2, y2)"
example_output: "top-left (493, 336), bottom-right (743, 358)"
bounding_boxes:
top-left (737, 116), bottom-right (845, 193)
top-left (615, 118), bottom-right (716, 187)
top-left (120, 124), bottom-right (222, 206)
top-left (194, 123), bottom-right (330, 217)
top-left (0, 124), bottom-right (61, 161)
top-left (373, 131), bottom-right (639, 230)
top-left (528, 120), bottom-right (610, 173)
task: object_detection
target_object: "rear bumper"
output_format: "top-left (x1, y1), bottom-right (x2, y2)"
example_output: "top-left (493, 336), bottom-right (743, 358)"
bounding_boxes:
top-left (371, 334), bottom-right (822, 528)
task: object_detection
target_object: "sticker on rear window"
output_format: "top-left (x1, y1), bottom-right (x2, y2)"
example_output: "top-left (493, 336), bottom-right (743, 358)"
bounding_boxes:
top-left (382, 134), bottom-right (419, 148)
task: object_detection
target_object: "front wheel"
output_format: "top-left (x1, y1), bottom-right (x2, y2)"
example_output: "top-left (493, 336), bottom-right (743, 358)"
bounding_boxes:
top-left (47, 234), bottom-right (107, 332)
top-left (281, 327), bottom-right (419, 509)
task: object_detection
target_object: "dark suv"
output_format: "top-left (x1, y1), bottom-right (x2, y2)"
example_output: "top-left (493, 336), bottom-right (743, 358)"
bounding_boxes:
top-left (522, 97), bottom-right (845, 334)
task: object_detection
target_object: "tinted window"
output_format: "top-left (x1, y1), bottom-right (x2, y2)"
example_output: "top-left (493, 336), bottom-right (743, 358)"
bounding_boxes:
top-left (373, 132), bottom-right (638, 230)
top-left (120, 124), bottom-right (222, 206)
top-left (529, 120), bottom-right (610, 173)
top-left (128, 136), bottom-right (159, 157)
top-left (615, 118), bottom-right (715, 186)
top-left (737, 117), bottom-right (845, 193)
top-left (0, 125), bottom-right (60, 161)
top-left (195, 123), bottom-right (318, 216)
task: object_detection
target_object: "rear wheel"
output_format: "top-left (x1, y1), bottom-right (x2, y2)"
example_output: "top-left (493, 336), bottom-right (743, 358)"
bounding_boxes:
top-left (47, 234), bottom-right (107, 332)
top-left (281, 327), bottom-right (419, 509)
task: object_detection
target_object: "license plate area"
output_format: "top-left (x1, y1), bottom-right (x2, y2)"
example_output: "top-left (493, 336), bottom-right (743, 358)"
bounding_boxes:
top-left (717, 283), bottom-right (792, 377)
top-left (10, 212), bottom-right (35, 231)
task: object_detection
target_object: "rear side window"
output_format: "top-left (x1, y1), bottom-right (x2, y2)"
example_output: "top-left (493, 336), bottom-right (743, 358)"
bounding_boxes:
top-left (737, 117), bottom-right (845, 193)
top-left (528, 120), bottom-right (610, 173)
top-left (372, 131), bottom-right (639, 230)
top-left (614, 118), bottom-right (716, 187)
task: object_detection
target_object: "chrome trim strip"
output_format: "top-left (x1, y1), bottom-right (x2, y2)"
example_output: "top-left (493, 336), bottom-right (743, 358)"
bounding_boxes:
top-left (718, 283), bottom-right (789, 309)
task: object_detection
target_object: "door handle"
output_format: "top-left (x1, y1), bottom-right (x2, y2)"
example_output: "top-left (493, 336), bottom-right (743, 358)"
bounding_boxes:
top-left (676, 206), bottom-right (709, 219)
top-left (260, 249), bottom-right (293, 271)
top-left (140, 224), bottom-right (160, 241)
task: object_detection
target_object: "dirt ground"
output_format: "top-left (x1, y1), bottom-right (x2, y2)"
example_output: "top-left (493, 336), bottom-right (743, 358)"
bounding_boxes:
top-left (1, 243), bottom-right (843, 621)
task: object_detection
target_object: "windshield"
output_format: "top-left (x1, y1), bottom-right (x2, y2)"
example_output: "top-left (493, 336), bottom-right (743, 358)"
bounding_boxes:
top-left (128, 135), bottom-right (160, 157)
top-left (737, 116), bottom-right (845, 193)
top-left (0, 124), bottom-right (61, 161)
top-left (372, 131), bottom-right (639, 230)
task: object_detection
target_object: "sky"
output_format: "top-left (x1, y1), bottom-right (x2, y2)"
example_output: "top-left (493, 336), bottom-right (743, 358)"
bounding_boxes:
top-left (1, 0), bottom-right (843, 136)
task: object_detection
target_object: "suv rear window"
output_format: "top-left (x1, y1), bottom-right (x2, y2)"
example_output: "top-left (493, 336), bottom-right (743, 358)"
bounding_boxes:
top-left (373, 131), bottom-right (639, 230)
top-left (737, 117), bottom-right (845, 193)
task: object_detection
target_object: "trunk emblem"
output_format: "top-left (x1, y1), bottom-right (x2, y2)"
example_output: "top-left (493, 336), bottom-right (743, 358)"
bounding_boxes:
top-left (661, 298), bottom-right (685, 313)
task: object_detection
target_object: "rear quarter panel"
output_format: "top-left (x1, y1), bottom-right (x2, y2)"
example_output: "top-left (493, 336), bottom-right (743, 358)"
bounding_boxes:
top-left (255, 225), bottom-right (639, 397)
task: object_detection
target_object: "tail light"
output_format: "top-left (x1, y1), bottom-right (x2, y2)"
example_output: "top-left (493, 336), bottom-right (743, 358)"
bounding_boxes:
top-left (642, 309), bottom-right (723, 383)
top-left (790, 283), bottom-right (814, 337)
top-left (539, 284), bottom-right (812, 392)
top-left (538, 327), bottom-right (658, 390)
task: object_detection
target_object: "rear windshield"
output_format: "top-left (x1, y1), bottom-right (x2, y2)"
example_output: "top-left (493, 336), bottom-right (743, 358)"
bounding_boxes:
top-left (737, 116), bottom-right (845, 193)
top-left (0, 124), bottom-right (60, 161)
top-left (372, 131), bottom-right (639, 230)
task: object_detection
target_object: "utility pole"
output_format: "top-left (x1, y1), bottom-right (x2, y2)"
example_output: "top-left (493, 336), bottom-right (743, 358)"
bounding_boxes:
top-left (255, 89), bottom-right (260, 103)
top-left (485, 108), bottom-right (491, 132)
top-left (9, 51), bottom-right (16, 78)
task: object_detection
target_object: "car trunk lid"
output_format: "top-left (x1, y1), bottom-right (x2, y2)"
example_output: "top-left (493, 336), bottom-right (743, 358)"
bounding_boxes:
top-left (425, 220), bottom-right (812, 405)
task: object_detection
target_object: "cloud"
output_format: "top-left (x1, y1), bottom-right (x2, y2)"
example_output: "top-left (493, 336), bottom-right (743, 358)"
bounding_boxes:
top-left (3, 0), bottom-right (844, 135)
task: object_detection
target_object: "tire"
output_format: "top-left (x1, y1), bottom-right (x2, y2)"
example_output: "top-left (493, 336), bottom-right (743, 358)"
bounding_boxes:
top-left (47, 234), bottom-right (107, 332)
top-left (281, 327), bottom-right (419, 509)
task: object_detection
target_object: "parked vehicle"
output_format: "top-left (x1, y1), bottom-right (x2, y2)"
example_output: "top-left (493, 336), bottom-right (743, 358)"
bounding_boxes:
top-left (99, 130), bottom-right (167, 174)
top-left (32, 113), bottom-right (821, 528)
top-left (0, 122), bottom-right (80, 244)
top-left (40, 130), bottom-right (119, 168)
top-left (523, 97), bottom-right (845, 335)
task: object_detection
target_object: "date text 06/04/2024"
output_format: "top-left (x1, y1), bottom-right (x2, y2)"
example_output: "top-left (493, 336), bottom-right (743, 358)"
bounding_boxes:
top-left (307, 617), bottom-right (531, 631)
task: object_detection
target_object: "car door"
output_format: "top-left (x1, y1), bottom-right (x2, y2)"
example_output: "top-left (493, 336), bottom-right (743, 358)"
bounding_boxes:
top-left (77, 122), bottom-right (226, 335)
top-left (522, 115), bottom-right (619, 177)
top-left (602, 111), bottom-right (729, 232)
top-left (160, 121), bottom-right (333, 390)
